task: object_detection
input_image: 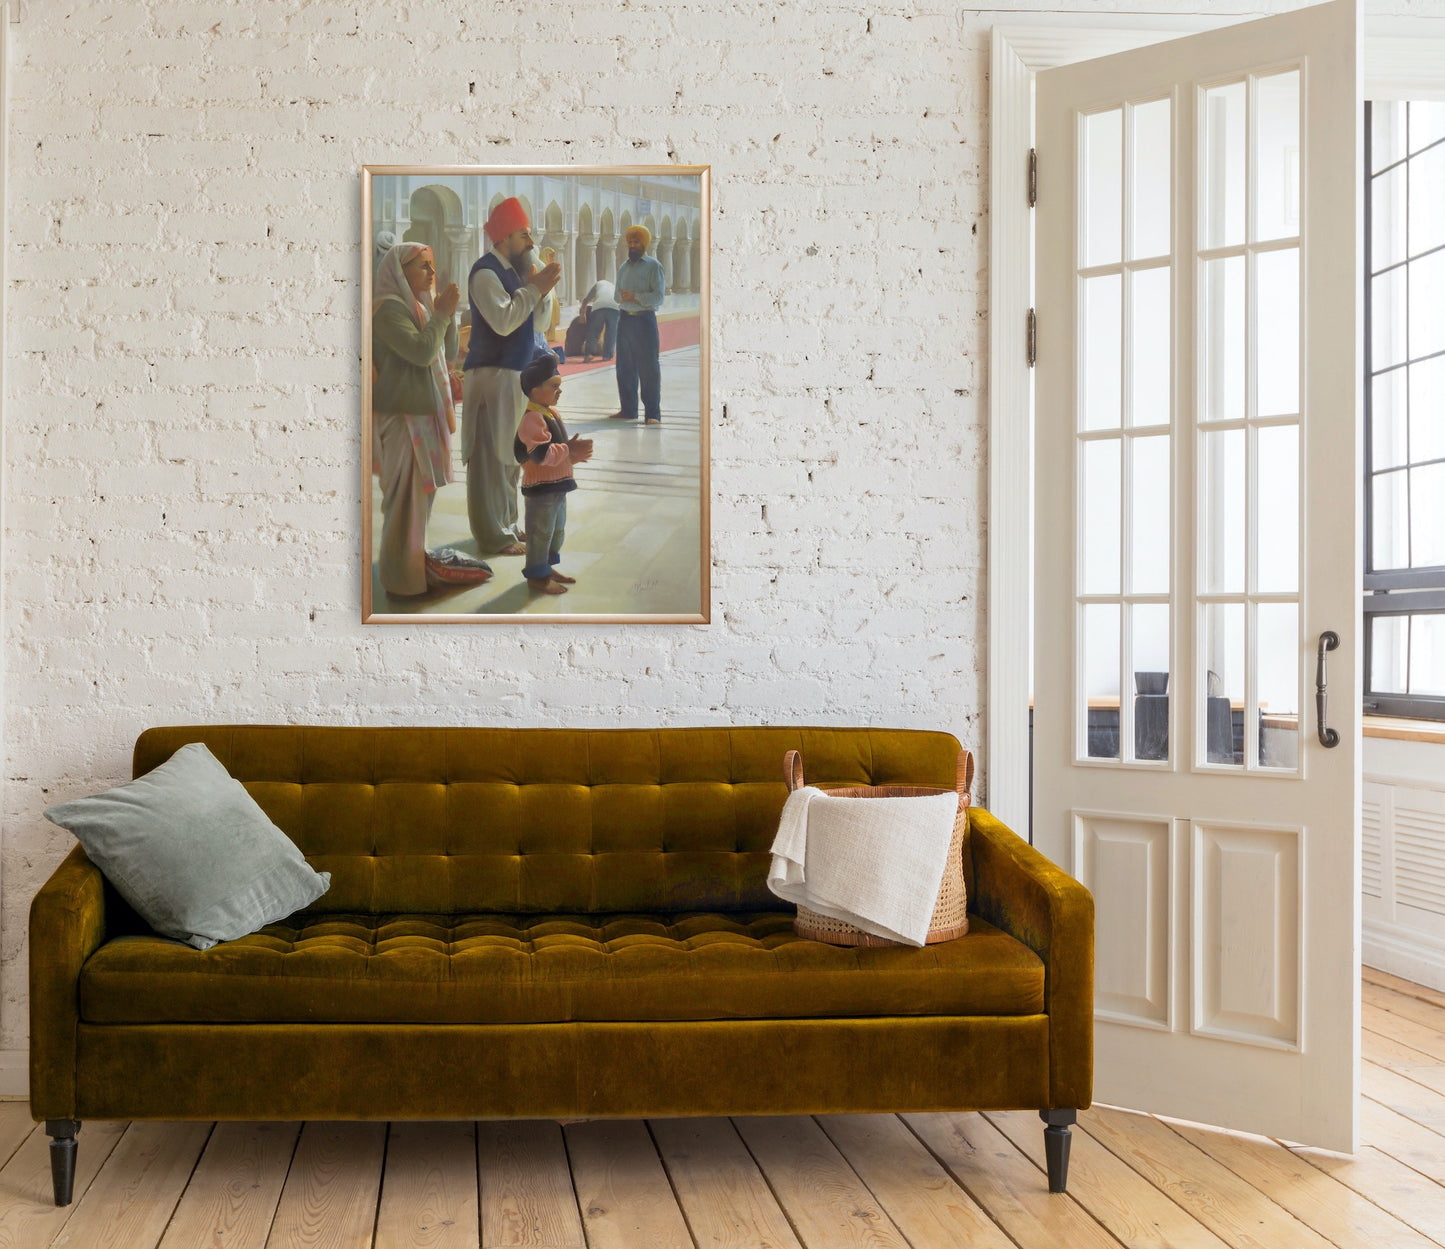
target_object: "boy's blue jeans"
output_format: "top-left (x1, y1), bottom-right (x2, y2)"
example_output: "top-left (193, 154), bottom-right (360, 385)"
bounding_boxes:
top-left (522, 493), bottom-right (567, 582)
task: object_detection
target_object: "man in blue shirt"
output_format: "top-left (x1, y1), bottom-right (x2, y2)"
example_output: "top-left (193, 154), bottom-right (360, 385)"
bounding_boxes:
top-left (608, 225), bottom-right (667, 425)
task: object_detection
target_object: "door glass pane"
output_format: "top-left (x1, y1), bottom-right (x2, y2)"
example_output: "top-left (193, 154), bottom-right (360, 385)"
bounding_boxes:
top-left (1203, 603), bottom-right (1245, 765)
top-left (1373, 101), bottom-right (1408, 172)
top-left (1084, 109), bottom-right (1123, 267)
top-left (1410, 100), bottom-right (1445, 153)
top-left (1410, 355), bottom-right (1445, 463)
top-left (1409, 143), bottom-right (1445, 257)
top-left (1371, 164), bottom-right (1407, 271)
top-left (1131, 435), bottom-right (1170, 594)
top-left (1083, 274), bottom-right (1123, 430)
top-left (1410, 248), bottom-right (1445, 360)
top-left (1256, 424), bottom-right (1299, 593)
top-left (1413, 615), bottom-right (1445, 694)
top-left (1203, 428), bottom-right (1246, 593)
top-left (1084, 603), bottom-right (1121, 760)
top-left (1256, 248), bottom-right (1300, 417)
top-left (1083, 439), bottom-right (1122, 594)
top-left (1254, 71), bottom-right (1300, 242)
top-left (1372, 467), bottom-right (1409, 570)
top-left (1131, 98), bottom-right (1171, 260)
top-left (1257, 602), bottom-right (1299, 770)
top-left (1131, 603), bottom-right (1171, 762)
top-left (1203, 256), bottom-right (1245, 421)
top-left (1410, 462), bottom-right (1445, 568)
top-left (1203, 81), bottom-right (1246, 248)
top-left (1130, 267), bottom-right (1171, 426)
top-left (1373, 368), bottom-right (1408, 470)
top-left (1372, 267), bottom-right (1408, 370)
top-left (1371, 615), bottom-right (1408, 692)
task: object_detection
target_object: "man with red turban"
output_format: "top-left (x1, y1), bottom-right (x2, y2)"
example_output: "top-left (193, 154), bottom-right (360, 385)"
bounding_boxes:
top-left (460, 197), bottom-right (562, 555)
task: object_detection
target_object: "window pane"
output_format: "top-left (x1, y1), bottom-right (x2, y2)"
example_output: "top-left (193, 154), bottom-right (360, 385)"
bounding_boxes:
top-left (1203, 603), bottom-right (1244, 765)
top-left (1373, 101), bottom-right (1408, 172)
top-left (1370, 615), bottom-right (1409, 693)
top-left (1084, 109), bottom-right (1123, 267)
top-left (1372, 467), bottom-right (1410, 570)
top-left (1373, 368), bottom-right (1408, 471)
top-left (1083, 438), bottom-right (1122, 595)
top-left (1203, 256), bottom-right (1246, 421)
top-left (1256, 248), bottom-right (1300, 417)
top-left (1410, 101), bottom-right (1445, 154)
top-left (1409, 143), bottom-right (1445, 258)
top-left (1410, 461), bottom-right (1445, 568)
top-left (1203, 81), bottom-right (1246, 249)
top-left (1131, 98), bottom-right (1171, 261)
top-left (1254, 71), bottom-right (1300, 242)
top-left (1131, 603), bottom-right (1171, 762)
top-left (1372, 163), bottom-right (1407, 272)
top-left (1084, 604), bottom-right (1121, 760)
top-left (1203, 428), bottom-right (1246, 593)
top-left (1256, 424), bottom-right (1299, 593)
top-left (1131, 435), bottom-right (1170, 594)
top-left (1372, 267), bottom-right (1408, 370)
top-left (1083, 274), bottom-right (1123, 430)
top-left (1257, 601), bottom-right (1299, 770)
top-left (1130, 267), bottom-right (1171, 426)
top-left (1410, 354), bottom-right (1445, 464)
top-left (1410, 248), bottom-right (1445, 360)
top-left (1413, 615), bottom-right (1445, 695)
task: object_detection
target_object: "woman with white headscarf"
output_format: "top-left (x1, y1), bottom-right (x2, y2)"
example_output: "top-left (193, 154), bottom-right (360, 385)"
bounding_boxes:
top-left (372, 243), bottom-right (490, 596)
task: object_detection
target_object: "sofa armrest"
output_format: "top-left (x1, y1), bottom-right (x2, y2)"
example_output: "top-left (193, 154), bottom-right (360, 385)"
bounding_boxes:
top-left (968, 807), bottom-right (1094, 1109)
top-left (29, 845), bottom-right (108, 1119)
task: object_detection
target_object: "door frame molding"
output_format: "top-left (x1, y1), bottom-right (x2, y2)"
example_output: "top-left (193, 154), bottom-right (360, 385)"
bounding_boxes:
top-left (986, 11), bottom-right (1445, 830)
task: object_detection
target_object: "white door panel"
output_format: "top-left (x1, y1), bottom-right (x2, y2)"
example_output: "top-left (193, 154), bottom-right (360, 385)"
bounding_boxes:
top-left (1035, 0), bottom-right (1360, 1150)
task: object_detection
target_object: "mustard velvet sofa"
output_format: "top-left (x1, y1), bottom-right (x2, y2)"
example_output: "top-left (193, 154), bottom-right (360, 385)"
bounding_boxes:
top-left (30, 725), bottom-right (1093, 1205)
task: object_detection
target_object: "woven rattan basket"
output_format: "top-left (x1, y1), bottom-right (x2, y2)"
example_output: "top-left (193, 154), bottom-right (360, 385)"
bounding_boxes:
top-left (784, 748), bottom-right (974, 947)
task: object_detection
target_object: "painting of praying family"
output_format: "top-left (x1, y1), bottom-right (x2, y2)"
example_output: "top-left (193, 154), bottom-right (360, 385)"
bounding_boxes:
top-left (362, 166), bottom-right (710, 622)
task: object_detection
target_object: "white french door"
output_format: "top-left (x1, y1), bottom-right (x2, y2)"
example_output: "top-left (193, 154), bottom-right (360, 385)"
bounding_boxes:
top-left (1034, 0), bottom-right (1361, 1150)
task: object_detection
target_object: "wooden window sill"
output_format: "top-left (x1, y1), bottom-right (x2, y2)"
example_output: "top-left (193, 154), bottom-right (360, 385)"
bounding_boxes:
top-left (1363, 715), bottom-right (1445, 744)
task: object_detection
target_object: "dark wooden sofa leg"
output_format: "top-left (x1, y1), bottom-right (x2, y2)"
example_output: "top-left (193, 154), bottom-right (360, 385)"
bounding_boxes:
top-left (1040, 1109), bottom-right (1076, 1193)
top-left (45, 1120), bottom-right (79, 1206)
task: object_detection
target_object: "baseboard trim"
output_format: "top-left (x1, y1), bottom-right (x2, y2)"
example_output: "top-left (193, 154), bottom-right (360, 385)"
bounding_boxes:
top-left (0, 1051), bottom-right (27, 1100)
top-left (1365, 919), bottom-right (1445, 994)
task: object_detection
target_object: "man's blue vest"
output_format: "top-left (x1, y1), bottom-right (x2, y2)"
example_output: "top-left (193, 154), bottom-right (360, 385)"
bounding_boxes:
top-left (463, 252), bottom-right (543, 372)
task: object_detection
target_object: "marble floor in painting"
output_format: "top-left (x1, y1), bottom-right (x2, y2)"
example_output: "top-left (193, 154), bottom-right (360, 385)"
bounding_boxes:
top-left (370, 345), bottom-right (703, 618)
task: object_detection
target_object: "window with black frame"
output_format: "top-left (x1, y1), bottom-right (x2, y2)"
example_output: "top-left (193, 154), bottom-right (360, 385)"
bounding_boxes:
top-left (1365, 100), bottom-right (1445, 720)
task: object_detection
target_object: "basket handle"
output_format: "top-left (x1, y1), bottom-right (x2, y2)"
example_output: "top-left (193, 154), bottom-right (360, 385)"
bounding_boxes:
top-left (956, 750), bottom-right (975, 805)
top-left (783, 750), bottom-right (805, 792)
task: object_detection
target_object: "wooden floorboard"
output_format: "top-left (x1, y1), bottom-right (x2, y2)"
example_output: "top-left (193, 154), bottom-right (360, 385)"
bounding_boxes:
top-left (13, 971), bottom-right (1445, 1249)
top-left (650, 1117), bottom-right (803, 1249)
top-left (476, 1120), bottom-right (585, 1249)
top-left (732, 1114), bottom-right (912, 1249)
top-left (564, 1119), bottom-right (693, 1249)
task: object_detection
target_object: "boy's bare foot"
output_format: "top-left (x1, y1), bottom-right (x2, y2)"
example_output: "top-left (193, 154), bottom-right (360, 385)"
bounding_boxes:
top-left (644, 419), bottom-right (662, 426)
top-left (496, 542), bottom-right (526, 556)
top-left (550, 572), bottom-right (576, 584)
top-left (527, 577), bottom-right (567, 595)
top-left (607, 412), bottom-right (635, 420)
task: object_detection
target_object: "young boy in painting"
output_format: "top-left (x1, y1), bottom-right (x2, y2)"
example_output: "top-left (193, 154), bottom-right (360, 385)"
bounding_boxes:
top-left (515, 354), bottom-right (592, 595)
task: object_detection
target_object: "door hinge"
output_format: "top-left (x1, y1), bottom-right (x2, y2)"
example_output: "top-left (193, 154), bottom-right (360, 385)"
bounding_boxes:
top-left (1028, 147), bottom-right (1037, 208)
top-left (1026, 308), bottom-right (1037, 368)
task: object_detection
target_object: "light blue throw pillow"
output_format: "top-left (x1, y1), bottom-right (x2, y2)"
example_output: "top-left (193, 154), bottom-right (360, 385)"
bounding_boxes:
top-left (43, 742), bottom-right (330, 950)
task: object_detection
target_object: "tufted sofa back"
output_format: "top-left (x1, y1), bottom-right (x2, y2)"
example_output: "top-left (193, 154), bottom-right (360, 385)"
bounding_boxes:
top-left (133, 725), bottom-right (966, 915)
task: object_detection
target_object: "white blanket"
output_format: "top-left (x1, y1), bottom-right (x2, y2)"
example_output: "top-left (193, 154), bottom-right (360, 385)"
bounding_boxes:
top-left (767, 786), bottom-right (959, 947)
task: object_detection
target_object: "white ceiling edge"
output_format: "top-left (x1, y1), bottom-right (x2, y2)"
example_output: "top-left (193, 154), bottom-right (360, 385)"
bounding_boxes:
top-left (976, 10), bottom-right (1445, 98)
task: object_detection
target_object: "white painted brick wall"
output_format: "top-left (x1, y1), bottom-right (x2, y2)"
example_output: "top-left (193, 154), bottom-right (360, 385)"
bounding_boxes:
top-left (0, 0), bottom-right (993, 1050)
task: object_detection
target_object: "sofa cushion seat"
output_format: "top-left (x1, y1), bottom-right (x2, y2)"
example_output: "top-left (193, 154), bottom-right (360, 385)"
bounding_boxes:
top-left (79, 911), bottom-right (1045, 1025)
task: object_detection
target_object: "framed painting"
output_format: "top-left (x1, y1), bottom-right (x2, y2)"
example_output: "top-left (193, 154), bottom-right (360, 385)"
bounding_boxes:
top-left (361, 165), bottom-right (710, 623)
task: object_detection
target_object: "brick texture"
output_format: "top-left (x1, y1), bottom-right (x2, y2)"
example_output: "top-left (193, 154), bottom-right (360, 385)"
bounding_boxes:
top-left (0, 0), bottom-right (998, 1049)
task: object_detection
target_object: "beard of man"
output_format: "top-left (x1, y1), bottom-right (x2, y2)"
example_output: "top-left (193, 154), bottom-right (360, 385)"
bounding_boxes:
top-left (511, 243), bottom-right (537, 275)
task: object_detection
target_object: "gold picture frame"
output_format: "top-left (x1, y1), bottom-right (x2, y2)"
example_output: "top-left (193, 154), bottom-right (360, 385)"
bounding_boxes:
top-left (362, 165), bottom-right (710, 623)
